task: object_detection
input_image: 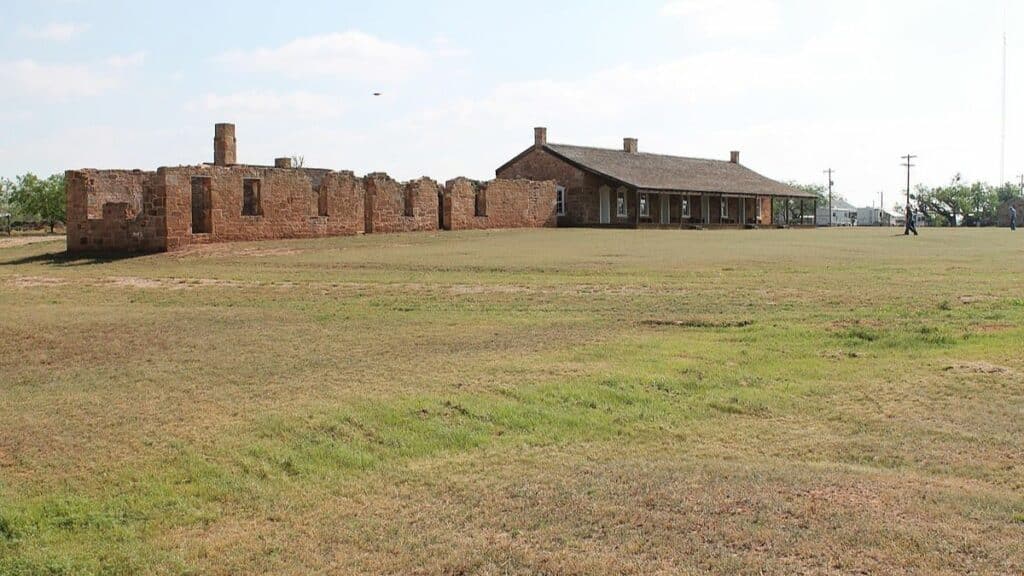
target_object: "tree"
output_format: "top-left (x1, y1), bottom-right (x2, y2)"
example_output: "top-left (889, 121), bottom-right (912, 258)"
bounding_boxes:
top-left (772, 182), bottom-right (831, 225)
top-left (9, 173), bottom-right (66, 233)
top-left (916, 174), bottom-right (1001, 227)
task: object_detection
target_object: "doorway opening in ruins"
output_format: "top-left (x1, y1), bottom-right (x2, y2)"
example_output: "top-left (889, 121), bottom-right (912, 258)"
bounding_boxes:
top-left (191, 176), bottom-right (212, 234)
top-left (438, 190), bottom-right (445, 229)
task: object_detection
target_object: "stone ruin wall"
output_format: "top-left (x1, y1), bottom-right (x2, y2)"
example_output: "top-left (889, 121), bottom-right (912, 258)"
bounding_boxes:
top-left (162, 165), bottom-right (365, 251)
top-left (66, 166), bottom-right (557, 253)
top-left (66, 169), bottom-right (166, 253)
top-left (443, 178), bottom-right (557, 231)
top-left (364, 174), bottom-right (440, 234)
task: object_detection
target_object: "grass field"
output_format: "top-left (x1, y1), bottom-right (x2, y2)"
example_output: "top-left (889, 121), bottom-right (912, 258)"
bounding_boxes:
top-left (1, 228), bottom-right (1022, 575)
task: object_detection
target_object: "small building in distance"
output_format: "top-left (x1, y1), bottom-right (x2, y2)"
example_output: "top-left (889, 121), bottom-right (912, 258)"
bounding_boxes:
top-left (816, 198), bottom-right (859, 226)
top-left (496, 128), bottom-right (817, 229)
top-left (66, 124), bottom-right (557, 254)
top-left (857, 206), bottom-right (895, 226)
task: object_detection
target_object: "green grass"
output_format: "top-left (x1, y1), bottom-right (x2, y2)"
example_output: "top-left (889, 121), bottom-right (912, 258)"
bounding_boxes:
top-left (0, 228), bottom-right (1022, 575)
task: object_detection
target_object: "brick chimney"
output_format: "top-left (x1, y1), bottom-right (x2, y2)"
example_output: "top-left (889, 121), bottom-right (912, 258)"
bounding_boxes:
top-left (534, 127), bottom-right (547, 148)
top-left (623, 138), bottom-right (638, 154)
top-left (730, 151), bottom-right (740, 164)
top-left (214, 123), bottom-right (236, 166)
top-left (274, 157), bottom-right (292, 169)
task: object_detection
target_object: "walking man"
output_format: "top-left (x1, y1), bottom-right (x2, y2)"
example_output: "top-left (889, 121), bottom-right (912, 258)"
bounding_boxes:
top-left (904, 206), bottom-right (918, 236)
top-left (1011, 204), bottom-right (1017, 231)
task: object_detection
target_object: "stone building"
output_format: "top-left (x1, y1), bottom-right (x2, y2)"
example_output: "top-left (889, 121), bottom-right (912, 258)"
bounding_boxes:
top-left (66, 124), bottom-right (557, 253)
top-left (496, 128), bottom-right (817, 228)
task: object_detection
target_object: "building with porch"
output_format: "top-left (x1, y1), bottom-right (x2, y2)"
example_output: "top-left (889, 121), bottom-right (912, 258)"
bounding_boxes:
top-left (496, 128), bottom-right (817, 229)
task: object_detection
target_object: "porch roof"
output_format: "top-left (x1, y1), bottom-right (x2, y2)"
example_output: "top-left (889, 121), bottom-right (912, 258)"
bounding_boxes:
top-left (543, 143), bottom-right (817, 199)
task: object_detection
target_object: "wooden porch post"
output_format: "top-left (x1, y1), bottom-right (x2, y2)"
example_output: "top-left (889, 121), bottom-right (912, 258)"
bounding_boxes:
top-left (635, 189), bottom-right (640, 229)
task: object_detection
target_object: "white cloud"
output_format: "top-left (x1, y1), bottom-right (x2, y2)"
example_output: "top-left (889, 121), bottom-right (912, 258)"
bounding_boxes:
top-left (0, 53), bottom-right (144, 101)
top-left (213, 31), bottom-right (431, 81)
top-left (191, 90), bottom-right (344, 120)
top-left (105, 52), bottom-right (146, 68)
top-left (18, 22), bottom-right (90, 41)
top-left (661, 0), bottom-right (780, 38)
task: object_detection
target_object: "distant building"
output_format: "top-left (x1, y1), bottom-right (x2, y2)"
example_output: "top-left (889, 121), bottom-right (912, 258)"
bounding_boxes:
top-left (857, 207), bottom-right (894, 226)
top-left (496, 128), bottom-right (818, 228)
top-left (816, 199), bottom-right (859, 226)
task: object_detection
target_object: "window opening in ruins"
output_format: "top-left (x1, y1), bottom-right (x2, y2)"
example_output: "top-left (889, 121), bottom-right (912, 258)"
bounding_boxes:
top-left (191, 176), bottom-right (212, 234)
top-left (474, 186), bottom-right (487, 217)
top-left (242, 179), bottom-right (262, 216)
top-left (404, 187), bottom-right (415, 217)
top-left (555, 186), bottom-right (566, 216)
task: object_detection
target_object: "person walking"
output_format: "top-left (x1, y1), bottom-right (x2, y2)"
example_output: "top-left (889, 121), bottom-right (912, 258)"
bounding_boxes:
top-left (904, 206), bottom-right (918, 236)
top-left (1011, 205), bottom-right (1017, 231)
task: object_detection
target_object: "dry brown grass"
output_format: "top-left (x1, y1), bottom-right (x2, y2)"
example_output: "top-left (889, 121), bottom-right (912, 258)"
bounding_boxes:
top-left (0, 227), bottom-right (1022, 574)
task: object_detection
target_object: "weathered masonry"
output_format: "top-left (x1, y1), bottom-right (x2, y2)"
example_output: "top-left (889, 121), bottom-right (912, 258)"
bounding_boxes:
top-left (67, 124), bottom-right (557, 253)
top-left (496, 128), bottom-right (818, 228)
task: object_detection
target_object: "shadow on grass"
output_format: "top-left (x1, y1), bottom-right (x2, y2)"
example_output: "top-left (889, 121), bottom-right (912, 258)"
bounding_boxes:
top-left (0, 250), bottom-right (145, 267)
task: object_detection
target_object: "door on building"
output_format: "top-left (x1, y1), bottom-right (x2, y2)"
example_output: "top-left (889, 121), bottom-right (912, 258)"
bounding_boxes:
top-left (660, 194), bottom-right (670, 225)
top-left (599, 186), bottom-right (611, 224)
top-left (190, 176), bottom-right (212, 234)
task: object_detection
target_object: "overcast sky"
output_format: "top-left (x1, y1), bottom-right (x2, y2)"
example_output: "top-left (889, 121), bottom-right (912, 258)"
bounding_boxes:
top-left (1, 0), bottom-right (1018, 210)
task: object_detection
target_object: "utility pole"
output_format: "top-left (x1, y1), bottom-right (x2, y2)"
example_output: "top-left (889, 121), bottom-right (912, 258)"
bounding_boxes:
top-left (901, 154), bottom-right (917, 234)
top-left (880, 191), bottom-right (885, 226)
top-left (824, 168), bottom-right (835, 227)
top-left (901, 155), bottom-right (917, 213)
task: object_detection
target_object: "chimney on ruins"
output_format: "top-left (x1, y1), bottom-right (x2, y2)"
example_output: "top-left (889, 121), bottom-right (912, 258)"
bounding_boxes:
top-left (730, 151), bottom-right (741, 164)
top-left (623, 137), bottom-right (638, 154)
top-left (214, 123), bottom-right (236, 166)
top-left (534, 127), bottom-right (547, 148)
top-left (274, 157), bottom-right (292, 169)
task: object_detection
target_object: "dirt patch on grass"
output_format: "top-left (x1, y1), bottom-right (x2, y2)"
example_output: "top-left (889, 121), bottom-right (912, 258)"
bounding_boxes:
top-left (0, 236), bottom-right (64, 249)
top-left (642, 318), bottom-right (754, 329)
top-left (959, 295), bottom-right (992, 305)
top-left (8, 275), bottom-right (66, 288)
top-left (943, 361), bottom-right (1013, 375)
top-left (106, 277), bottom-right (246, 290)
top-left (449, 284), bottom-right (531, 295)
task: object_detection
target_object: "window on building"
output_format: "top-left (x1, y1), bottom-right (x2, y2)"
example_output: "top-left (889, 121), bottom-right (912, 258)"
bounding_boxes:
top-left (404, 187), bottom-right (415, 217)
top-left (756, 197), bottom-right (762, 221)
top-left (474, 187), bottom-right (487, 217)
top-left (555, 186), bottom-right (566, 216)
top-left (242, 179), bottom-right (262, 216)
top-left (639, 193), bottom-right (650, 218)
top-left (616, 188), bottom-right (627, 217)
top-left (680, 195), bottom-right (690, 218)
top-left (720, 197), bottom-right (729, 220)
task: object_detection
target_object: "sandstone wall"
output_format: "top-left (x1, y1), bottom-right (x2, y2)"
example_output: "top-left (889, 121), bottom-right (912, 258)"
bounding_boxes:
top-left (364, 174), bottom-right (440, 234)
top-left (443, 178), bottom-right (557, 231)
top-left (66, 169), bottom-right (166, 253)
top-left (67, 164), bottom-right (554, 254)
top-left (163, 165), bottom-right (364, 251)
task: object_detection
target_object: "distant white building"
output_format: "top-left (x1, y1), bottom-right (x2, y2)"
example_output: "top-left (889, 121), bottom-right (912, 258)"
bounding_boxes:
top-left (816, 199), bottom-right (859, 226)
top-left (856, 207), bottom-right (894, 226)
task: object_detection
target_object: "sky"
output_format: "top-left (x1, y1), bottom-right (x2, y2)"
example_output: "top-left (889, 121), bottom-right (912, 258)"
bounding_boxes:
top-left (0, 0), bottom-right (1019, 211)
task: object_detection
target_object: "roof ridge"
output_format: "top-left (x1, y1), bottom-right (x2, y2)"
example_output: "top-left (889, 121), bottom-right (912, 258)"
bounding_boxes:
top-left (546, 142), bottom-right (731, 165)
